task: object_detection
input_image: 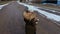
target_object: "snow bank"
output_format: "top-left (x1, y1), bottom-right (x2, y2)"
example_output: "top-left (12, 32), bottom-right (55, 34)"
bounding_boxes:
top-left (17, 1), bottom-right (60, 22)
top-left (0, 3), bottom-right (9, 10)
top-left (0, 5), bottom-right (4, 9)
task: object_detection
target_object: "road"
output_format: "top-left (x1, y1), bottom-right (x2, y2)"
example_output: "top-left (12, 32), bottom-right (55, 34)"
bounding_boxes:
top-left (0, 1), bottom-right (60, 34)
top-left (36, 12), bottom-right (60, 34)
top-left (0, 1), bottom-right (26, 34)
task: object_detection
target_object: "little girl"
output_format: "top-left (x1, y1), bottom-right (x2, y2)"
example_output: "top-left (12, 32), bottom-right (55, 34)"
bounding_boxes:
top-left (23, 9), bottom-right (39, 34)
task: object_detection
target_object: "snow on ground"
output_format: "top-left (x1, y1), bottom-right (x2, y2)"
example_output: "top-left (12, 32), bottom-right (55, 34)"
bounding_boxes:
top-left (17, 1), bottom-right (60, 22)
top-left (0, 5), bottom-right (5, 9)
top-left (0, 3), bottom-right (9, 10)
top-left (38, 7), bottom-right (56, 12)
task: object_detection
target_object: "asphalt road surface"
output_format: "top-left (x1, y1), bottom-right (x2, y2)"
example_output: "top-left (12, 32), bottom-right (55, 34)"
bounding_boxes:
top-left (36, 12), bottom-right (60, 34)
top-left (0, 1), bottom-right (60, 34)
top-left (0, 1), bottom-right (26, 34)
